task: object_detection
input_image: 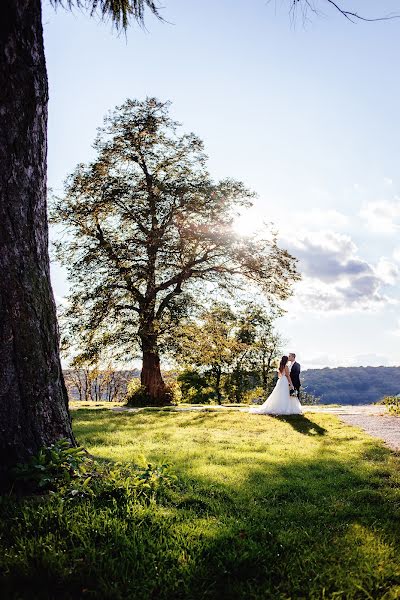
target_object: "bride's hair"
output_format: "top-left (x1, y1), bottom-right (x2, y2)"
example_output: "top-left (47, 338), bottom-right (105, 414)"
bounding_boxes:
top-left (278, 356), bottom-right (289, 373)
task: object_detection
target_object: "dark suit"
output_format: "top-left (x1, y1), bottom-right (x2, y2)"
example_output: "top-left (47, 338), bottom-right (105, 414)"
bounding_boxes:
top-left (290, 362), bottom-right (301, 396)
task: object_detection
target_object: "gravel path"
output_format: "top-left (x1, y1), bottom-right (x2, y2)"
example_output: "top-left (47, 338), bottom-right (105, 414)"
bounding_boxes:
top-left (339, 414), bottom-right (400, 451)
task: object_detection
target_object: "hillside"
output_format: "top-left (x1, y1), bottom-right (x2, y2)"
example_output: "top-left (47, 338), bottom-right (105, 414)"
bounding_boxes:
top-left (302, 366), bottom-right (400, 405)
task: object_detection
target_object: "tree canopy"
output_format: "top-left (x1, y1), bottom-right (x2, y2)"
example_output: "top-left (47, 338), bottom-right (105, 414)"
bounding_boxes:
top-left (50, 0), bottom-right (162, 29)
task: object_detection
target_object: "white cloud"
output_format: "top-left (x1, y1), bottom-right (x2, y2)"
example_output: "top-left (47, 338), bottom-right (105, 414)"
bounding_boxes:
top-left (283, 231), bottom-right (371, 282)
top-left (393, 247), bottom-right (400, 263)
top-left (375, 257), bottom-right (400, 285)
top-left (281, 230), bottom-right (397, 313)
top-left (359, 199), bottom-right (400, 234)
top-left (391, 319), bottom-right (400, 337)
top-left (234, 206), bottom-right (348, 237)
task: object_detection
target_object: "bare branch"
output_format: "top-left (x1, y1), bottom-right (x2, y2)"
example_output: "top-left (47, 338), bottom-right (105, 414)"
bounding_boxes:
top-left (288, 0), bottom-right (400, 23)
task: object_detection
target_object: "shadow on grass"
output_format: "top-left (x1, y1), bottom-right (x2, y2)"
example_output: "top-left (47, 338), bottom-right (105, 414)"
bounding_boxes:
top-left (277, 414), bottom-right (328, 436)
top-left (3, 410), bottom-right (398, 599)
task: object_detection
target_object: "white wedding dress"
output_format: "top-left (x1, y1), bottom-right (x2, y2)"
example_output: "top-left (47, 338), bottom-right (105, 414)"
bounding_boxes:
top-left (249, 371), bottom-right (303, 415)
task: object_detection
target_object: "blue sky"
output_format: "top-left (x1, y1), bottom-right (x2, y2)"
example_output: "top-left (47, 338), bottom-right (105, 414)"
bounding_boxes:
top-left (44, 0), bottom-right (400, 369)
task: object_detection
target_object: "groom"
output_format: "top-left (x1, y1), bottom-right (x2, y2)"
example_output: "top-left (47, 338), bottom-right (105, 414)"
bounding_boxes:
top-left (288, 353), bottom-right (301, 398)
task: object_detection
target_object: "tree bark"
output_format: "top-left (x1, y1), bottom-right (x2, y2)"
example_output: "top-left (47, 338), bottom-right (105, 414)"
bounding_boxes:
top-left (214, 366), bottom-right (222, 405)
top-left (0, 0), bottom-right (75, 477)
top-left (140, 333), bottom-right (169, 406)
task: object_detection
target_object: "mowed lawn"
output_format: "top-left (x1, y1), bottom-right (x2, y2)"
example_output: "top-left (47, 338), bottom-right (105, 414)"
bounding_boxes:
top-left (1, 408), bottom-right (400, 599)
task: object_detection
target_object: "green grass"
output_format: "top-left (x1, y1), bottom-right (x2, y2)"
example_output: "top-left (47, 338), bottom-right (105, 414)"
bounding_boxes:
top-left (1, 408), bottom-right (399, 599)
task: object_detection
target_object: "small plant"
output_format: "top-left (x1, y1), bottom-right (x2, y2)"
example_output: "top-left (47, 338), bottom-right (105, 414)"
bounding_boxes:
top-left (376, 395), bottom-right (400, 415)
top-left (64, 462), bottom-right (176, 504)
top-left (12, 439), bottom-right (89, 491)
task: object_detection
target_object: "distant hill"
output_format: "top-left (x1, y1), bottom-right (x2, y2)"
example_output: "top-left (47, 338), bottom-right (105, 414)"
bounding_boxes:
top-left (302, 366), bottom-right (400, 405)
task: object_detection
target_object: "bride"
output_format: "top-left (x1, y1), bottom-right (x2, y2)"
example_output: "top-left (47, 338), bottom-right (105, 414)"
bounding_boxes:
top-left (249, 355), bottom-right (303, 415)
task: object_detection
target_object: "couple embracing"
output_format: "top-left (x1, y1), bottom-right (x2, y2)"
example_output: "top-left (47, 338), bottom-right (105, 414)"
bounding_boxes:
top-left (249, 353), bottom-right (302, 416)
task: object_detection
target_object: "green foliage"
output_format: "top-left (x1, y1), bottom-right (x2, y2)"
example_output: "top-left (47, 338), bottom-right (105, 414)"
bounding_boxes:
top-left (125, 380), bottom-right (176, 407)
top-left (173, 301), bottom-right (283, 403)
top-left (2, 409), bottom-right (400, 599)
top-left (12, 439), bottom-right (88, 491)
top-left (243, 385), bottom-right (265, 404)
top-left (64, 462), bottom-right (176, 505)
top-left (50, 0), bottom-right (162, 30)
top-left (125, 383), bottom-right (157, 407)
top-left (377, 395), bottom-right (400, 415)
top-left (11, 435), bottom-right (176, 507)
top-left (177, 369), bottom-right (215, 403)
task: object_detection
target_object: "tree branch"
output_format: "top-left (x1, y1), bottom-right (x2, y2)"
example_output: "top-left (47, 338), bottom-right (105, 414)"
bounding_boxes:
top-left (94, 221), bottom-right (145, 306)
top-left (291, 0), bottom-right (400, 23)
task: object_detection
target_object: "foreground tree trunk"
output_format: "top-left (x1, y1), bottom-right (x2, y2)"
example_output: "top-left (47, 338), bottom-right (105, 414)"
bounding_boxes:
top-left (0, 0), bottom-right (75, 477)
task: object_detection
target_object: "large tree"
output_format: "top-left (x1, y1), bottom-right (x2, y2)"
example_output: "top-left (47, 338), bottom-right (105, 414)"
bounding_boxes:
top-left (51, 98), bottom-right (300, 405)
top-left (0, 1), bottom-right (160, 474)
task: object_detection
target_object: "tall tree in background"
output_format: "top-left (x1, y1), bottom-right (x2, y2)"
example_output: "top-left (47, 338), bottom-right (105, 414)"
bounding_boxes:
top-left (51, 98), bottom-right (299, 406)
top-left (0, 1), bottom-right (160, 473)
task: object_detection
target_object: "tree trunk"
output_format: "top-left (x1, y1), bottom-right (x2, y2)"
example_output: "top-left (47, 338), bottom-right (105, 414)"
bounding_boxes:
top-left (214, 366), bottom-right (222, 405)
top-left (0, 0), bottom-right (75, 477)
top-left (140, 334), bottom-right (169, 406)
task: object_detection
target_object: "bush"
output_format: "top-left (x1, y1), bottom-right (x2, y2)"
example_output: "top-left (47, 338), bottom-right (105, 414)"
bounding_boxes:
top-left (244, 386), bottom-right (265, 405)
top-left (177, 369), bottom-right (215, 404)
top-left (125, 379), bottom-right (177, 407)
top-left (300, 389), bottom-right (321, 405)
top-left (12, 439), bottom-right (89, 492)
top-left (11, 438), bottom-right (177, 505)
top-left (376, 395), bottom-right (400, 415)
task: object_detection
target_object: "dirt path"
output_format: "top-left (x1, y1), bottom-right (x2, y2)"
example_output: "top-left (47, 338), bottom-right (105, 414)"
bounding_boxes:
top-left (338, 414), bottom-right (400, 451)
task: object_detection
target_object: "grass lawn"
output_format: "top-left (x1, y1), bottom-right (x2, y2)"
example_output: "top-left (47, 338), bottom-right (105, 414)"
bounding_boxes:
top-left (1, 408), bottom-right (399, 599)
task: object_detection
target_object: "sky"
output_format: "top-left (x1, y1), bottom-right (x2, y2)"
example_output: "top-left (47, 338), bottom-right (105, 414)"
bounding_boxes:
top-left (43, 0), bottom-right (400, 370)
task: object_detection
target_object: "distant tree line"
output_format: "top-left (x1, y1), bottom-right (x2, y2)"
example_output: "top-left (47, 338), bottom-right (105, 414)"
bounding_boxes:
top-left (302, 367), bottom-right (400, 405)
top-left (64, 368), bottom-right (140, 403)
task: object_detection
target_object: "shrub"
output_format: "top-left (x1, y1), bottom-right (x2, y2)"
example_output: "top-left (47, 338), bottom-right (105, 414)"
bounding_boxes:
top-left (376, 395), bottom-right (400, 415)
top-left (125, 380), bottom-right (176, 407)
top-left (300, 389), bottom-right (321, 405)
top-left (244, 386), bottom-right (265, 405)
top-left (11, 438), bottom-right (177, 505)
top-left (12, 439), bottom-right (89, 491)
top-left (177, 369), bottom-right (215, 404)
